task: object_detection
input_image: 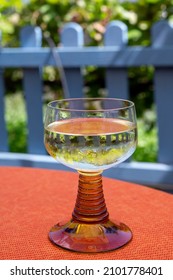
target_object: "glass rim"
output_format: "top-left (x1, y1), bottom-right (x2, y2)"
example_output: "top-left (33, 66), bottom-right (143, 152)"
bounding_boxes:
top-left (47, 98), bottom-right (135, 112)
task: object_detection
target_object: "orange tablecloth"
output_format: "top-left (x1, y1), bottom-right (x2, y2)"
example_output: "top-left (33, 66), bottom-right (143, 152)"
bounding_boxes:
top-left (0, 167), bottom-right (173, 260)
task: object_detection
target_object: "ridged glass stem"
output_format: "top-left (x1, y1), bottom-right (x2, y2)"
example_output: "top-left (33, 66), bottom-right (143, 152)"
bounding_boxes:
top-left (72, 171), bottom-right (109, 223)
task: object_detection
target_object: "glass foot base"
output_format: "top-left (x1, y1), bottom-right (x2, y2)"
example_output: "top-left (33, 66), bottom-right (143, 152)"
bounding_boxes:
top-left (49, 219), bottom-right (132, 253)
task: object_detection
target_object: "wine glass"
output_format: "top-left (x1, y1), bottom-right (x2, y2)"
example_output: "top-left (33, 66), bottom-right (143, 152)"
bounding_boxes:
top-left (44, 98), bottom-right (137, 253)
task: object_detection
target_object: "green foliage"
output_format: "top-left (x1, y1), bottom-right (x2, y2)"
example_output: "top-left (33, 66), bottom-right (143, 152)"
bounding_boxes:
top-left (133, 117), bottom-right (158, 162)
top-left (0, 1), bottom-right (23, 45)
top-left (2, 0), bottom-right (173, 46)
top-left (5, 92), bottom-right (27, 153)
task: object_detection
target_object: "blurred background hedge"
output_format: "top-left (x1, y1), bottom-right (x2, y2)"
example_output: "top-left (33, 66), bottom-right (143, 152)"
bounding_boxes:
top-left (1, 0), bottom-right (173, 160)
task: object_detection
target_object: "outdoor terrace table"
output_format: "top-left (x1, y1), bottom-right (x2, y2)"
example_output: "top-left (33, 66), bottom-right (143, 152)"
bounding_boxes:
top-left (0, 167), bottom-right (172, 260)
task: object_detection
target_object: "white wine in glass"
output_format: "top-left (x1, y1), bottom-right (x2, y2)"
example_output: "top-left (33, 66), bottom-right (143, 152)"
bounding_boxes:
top-left (44, 98), bottom-right (137, 252)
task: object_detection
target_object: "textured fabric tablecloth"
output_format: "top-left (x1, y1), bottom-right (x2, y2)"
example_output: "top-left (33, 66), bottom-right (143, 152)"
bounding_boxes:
top-left (0, 167), bottom-right (172, 260)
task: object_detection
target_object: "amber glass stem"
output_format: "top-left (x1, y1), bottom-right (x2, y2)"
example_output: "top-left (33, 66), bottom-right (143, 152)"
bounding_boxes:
top-left (72, 171), bottom-right (109, 224)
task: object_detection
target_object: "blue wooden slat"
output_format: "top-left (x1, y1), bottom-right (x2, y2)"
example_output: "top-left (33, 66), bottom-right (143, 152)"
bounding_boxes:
top-left (104, 21), bottom-right (131, 164)
top-left (60, 23), bottom-right (84, 98)
top-left (104, 21), bottom-right (129, 99)
top-left (152, 20), bottom-right (173, 48)
top-left (154, 69), bottom-right (173, 164)
top-left (152, 21), bottom-right (173, 164)
top-left (20, 26), bottom-right (45, 154)
top-left (0, 69), bottom-right (8, 152)
top-left (2, 47), bottom-right (173, 67)
top-left (0, 30), bottom-right (8, 152)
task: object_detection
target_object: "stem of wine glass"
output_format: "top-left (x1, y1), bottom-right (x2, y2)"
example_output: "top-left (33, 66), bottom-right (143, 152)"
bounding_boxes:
top-left (49, 170), bottom-right (132, 252)
top-left (72, 171), bottom-right (109, 224)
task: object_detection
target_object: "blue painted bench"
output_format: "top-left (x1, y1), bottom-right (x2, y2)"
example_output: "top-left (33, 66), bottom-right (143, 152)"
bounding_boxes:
top-left (0, 20), bottom-right (173, 191)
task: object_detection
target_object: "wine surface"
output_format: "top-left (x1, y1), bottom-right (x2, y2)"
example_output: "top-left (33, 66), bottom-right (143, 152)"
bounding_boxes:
top-left (44, 118), bottom-right (137, 171)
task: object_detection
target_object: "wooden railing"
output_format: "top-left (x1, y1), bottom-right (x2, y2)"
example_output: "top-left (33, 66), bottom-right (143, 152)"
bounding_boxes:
top-left (0, 20), bottom-right (173, 191)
